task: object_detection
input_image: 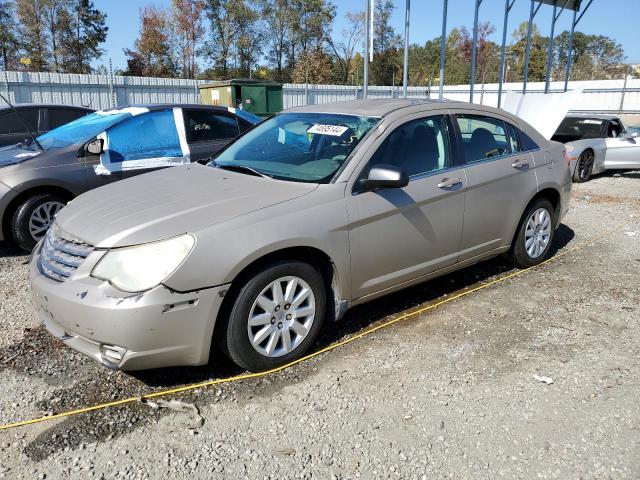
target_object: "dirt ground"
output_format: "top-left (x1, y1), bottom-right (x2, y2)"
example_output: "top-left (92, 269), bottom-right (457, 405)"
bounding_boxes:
top-left (0, 170), bottom-right (639, 479)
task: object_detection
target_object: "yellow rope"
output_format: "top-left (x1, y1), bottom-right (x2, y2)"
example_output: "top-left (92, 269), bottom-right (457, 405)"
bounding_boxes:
top-left (0, 219), bottom-right (632, 431)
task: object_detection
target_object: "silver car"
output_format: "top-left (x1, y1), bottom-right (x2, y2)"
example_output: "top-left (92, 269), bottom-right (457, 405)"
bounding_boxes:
top-left (551, 114), bottom-right (640, 182)
top-left (29, 99), bottom-right (571, 372)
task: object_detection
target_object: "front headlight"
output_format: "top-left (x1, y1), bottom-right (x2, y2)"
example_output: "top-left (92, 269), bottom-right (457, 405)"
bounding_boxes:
top-left (91, 234), bottom-right (195, 292)
top-left (565, 144), bottom-right (575, 154)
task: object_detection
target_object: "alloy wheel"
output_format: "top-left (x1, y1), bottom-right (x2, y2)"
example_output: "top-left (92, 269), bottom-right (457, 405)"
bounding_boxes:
top-left (578, 151), bottom-right (594, 181)
top-left (28, 201), bottom-right (65, 241)
top-left (524, 207), bottom-right (551, 259)
top-left (247, 276), bottom-right (316, 358)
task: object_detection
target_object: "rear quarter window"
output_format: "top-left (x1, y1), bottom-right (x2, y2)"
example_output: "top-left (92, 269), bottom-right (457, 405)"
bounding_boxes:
top-left (519, 130), bottom-right (540, 151)
top-left (183, 109), bottom-right (240, 142)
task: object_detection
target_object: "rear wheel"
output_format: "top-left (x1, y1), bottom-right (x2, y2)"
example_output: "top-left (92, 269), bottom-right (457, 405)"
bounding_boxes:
top-left (505, 198), bottom-right (556, 269)
top-left (572, 149), bottom-right (594, 183)
top-left (219, 260), bottom-right (326, 372)
top-left (11, 194), bottom-right (66, 252)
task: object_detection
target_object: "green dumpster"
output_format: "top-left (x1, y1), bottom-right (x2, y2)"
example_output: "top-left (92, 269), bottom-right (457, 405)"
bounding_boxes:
top-left (198, 79), bottom-right (283, 117)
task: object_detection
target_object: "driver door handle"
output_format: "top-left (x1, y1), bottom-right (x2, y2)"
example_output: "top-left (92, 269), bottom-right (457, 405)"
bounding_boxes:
top-left (437, 177), bottom-right (462, 189)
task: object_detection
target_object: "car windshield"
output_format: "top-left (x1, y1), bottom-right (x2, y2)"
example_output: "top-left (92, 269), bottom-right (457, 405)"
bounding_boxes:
top-left (212, 112), bottom-right (380, 183)
top-left (551, 117), bottom-right (604, 143)
top-left (34, 111), bottom-right (131, 150)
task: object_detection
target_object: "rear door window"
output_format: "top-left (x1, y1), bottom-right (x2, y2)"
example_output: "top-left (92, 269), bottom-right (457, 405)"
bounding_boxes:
top-left (183, 109), bottom-right (240, 143)
top-left (455, 114), bottom-right (510, 163)
top-left (49, 108), bottom-right (89, 130)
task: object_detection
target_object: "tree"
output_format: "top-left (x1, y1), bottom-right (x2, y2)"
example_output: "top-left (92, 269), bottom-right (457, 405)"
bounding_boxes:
top-left (509, 21), bottom-right (548, 82)
top-left (291, 48), bottom-right (333, 84)
top-left (369, 0), bottom-right (401, 85)
top-left (42, 0), bottom-right (72, 72)
top-left (172, 0), bottom-right (204, 79)
top-left (285, 0), bottom-right (335, 74)
top-left (259, 0), bottom-right (295, 81)
top-left (124, 6), bottom-right (178, 77)
top-left (327, 10), bottom-right (364, 84)
top-left (16, 0), bottom-right (50, 71)
top-left (62, 0), bottom-right (108, 74)
top-left (456, 22), bottom-right (498, 83)
top-left (203, 0), bottom-right (239, 78)
top-left (232, 0), bottom-right (262, 77)
top-left (554, 31), bottom-right (625, 80)
top-left (0, 1), bottom-right (22, 70)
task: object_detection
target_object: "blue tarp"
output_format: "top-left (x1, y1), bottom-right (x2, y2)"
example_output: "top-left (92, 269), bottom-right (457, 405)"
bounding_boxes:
top-left (37, 111), bottom-right (131, 150)
top-left (106, 110), bottom-right (182, 162)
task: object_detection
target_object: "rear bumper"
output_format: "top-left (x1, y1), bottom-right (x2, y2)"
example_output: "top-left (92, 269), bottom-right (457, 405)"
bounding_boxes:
top-left (29, 247), bottom-right (229, 370)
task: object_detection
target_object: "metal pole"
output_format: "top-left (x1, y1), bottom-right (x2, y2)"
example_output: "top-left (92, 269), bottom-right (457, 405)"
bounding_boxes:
top-left (544, 1), bottom-right (558, 94)
top-left (108, 58), bottom-right (115, 108)
top-left (564, 0), bottom-right (594, 92)
top-left (402, 0), bottom-right (410, 98)
top-left (363, 0), bottom-right (370, 98)
top-left (3, 69), bottom-right (9, 99)
top-left (619, 66), bottom-right (630, 114)
top-left (438, 0), bottom-right (448, 99)
top-left (564, 8), bottom-right (576, 91)
top-left (497, 0), bottom-right (515, 108)
top-left (469, 0), bottom-right (482, 103)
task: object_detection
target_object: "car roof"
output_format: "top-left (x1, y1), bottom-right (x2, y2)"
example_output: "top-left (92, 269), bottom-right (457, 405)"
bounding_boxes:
top-left (286, 99), bottom-right (456, 117)
top-left (284, 98), bottom-right (529, 119)
top-left (0, 103), bottom-right (94, 111)
top-left (110, 103), bottom-right (233, 113)
top-left (565, 113), bottom-right (619, 121)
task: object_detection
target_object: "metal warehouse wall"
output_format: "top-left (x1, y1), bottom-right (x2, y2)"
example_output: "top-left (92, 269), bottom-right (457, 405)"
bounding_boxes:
top-left (2, 71), bottom-right (639, 115)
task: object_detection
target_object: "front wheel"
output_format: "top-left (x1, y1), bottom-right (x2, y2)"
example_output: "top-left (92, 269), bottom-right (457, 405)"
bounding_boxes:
top-left (11, 194), bottom-right (66, 252)
top-left (219, 260), bottom-right (326, 372)
top-left (505, 198), bottom-right (556, 269)
top-left (572, 149), bottom-right (594, 183)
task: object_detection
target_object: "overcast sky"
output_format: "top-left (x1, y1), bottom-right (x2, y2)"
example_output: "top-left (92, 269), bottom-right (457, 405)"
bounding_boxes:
top-left (96, 0), bottom-right (640, 72)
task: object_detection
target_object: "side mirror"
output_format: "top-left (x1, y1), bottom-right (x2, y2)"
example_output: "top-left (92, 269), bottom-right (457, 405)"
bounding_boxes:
top-left (361, 164), bottom-right (409, 191)
top-left (85, 138), bottom-right (103, 155)
top-left (628, 131), bottom-right (639, 138)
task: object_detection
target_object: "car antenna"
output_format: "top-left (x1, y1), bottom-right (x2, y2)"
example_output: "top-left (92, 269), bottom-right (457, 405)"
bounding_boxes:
top-left (0, 93), bottom-right (44, 151)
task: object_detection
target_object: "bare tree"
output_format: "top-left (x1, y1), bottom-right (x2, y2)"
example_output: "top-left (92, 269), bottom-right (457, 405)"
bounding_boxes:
top-left (327, 10), bottom-right (364, 84)
top-left (172, 0), bottom-right (205, 79)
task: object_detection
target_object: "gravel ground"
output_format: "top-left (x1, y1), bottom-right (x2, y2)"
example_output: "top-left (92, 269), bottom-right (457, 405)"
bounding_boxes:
top-left (0, 170), bottom-right (639, 479)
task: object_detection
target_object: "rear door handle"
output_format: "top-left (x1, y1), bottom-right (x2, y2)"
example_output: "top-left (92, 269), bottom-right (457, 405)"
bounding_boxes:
top-left (511, 159), bottom-right (529, 169)
top-left (437, 177), bottom-right (462, 189)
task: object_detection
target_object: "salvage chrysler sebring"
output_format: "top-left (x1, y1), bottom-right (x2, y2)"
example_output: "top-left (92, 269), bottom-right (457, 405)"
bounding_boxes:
top-left (29, 99), bottom-right (571, 372)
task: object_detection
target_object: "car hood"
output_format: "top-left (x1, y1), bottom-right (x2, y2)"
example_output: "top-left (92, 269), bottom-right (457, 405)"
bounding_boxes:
top-left (56, 163), bottom-right (318, 248)
top-left (0, 144), bottom-right (42, 168)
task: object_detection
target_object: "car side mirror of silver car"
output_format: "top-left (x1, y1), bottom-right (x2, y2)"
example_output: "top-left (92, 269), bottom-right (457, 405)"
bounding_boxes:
top-left (628, 131), bottom-right (639, 138)
top-left (361, 165), bottom-right (409, 191)
top-left (85, 138), bottom-right (103, 156)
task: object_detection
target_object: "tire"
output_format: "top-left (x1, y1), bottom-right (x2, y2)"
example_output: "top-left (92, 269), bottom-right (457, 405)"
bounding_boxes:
top-left (11, 194), bottom-right (66, 252)
top-left (572, 149), bottom-right (594, 183)
top-left (219, 260), bottom-right (326, 372)
top-left (505, 198), bottom-right (556, 269)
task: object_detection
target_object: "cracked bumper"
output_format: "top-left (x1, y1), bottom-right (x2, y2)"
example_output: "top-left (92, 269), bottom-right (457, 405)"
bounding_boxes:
top-left (29, 248), bottom-right (229, 371)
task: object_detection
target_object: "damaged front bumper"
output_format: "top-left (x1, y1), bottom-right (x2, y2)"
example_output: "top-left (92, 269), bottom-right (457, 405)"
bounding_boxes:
top-left (29, 245), bottom-right (229, 371)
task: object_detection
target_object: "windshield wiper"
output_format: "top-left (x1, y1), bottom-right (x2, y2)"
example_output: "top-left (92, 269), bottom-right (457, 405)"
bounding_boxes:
top-left (0, 93), bottom-right (43, 152)
top-left (210, 160), bottom-right (271, 179)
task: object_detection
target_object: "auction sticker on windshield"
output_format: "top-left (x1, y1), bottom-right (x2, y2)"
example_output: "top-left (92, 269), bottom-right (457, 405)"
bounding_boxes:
top-left (307, 124), bottom-right (349, 136)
